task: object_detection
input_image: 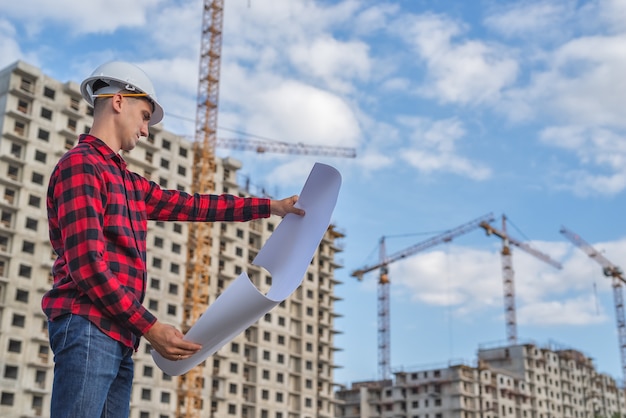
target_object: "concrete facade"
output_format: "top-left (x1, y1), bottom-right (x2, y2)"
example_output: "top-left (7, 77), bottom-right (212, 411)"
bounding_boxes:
top-left (336, 343), bottom-right (624, 418)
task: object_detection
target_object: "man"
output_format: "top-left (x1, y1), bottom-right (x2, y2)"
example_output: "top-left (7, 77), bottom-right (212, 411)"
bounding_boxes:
top-left (42, 61), bottom-right (304, 417)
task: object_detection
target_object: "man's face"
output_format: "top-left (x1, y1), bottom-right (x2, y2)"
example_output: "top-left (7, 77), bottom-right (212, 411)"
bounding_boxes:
top-left (118, 96), bottom-right (153, 152)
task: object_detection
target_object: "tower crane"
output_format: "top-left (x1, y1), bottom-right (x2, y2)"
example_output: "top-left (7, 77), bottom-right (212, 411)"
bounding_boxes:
top-left (559, 226), bottom-right (626, 381)
top-left (351, 213), bottom-right (495, 380)
top-left (179, 1), bottom-right (356, 416)
top-left (479, 215), bottom-right (562, 344)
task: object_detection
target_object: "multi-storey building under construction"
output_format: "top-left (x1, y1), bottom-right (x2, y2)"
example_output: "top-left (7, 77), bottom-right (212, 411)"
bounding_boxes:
top-left (0, 60), bottom-right (345, 418)
top-left (335, 342), bottom-right (625, 418)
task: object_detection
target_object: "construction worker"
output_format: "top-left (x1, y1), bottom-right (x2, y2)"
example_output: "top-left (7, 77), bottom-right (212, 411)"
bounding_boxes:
top-left (42, 61), bottom-right (304, 417)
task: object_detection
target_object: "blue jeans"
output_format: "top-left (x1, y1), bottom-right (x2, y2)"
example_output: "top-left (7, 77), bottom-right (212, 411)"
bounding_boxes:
top-left (48, 314), bottom-right (134, 418)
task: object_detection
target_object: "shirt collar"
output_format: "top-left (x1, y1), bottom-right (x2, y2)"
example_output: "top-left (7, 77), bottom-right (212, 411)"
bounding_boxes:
top-left (78, 134), bottom-right (127, 169)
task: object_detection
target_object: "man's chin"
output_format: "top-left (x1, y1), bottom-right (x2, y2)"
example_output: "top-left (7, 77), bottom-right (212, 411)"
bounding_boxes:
top-left (122, 140), bottom-right (139, 152)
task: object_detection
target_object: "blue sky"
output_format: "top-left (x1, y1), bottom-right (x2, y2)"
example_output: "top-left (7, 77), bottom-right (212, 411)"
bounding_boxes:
top-left (2, 0), bottom-right (626, 385)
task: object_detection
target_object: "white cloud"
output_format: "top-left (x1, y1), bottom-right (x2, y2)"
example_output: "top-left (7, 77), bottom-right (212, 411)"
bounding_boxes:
top-left (564, 170), bottom-right (626, 197)
top-left (223, 0), bottom-right (361, 53)
top-left (511, 242), bottom-right (585, 302)
top-left (0, 19), bottom-right (30, 69)
top-left (497, 26), bottom-right (626, 195)
top-left (548, 35), bottom-right (626, 127)
top-left (220, 1), bottom-right (382, 93)
top-left (518, 296), bottom-right (607, 326)
top-left (344, 116), bottom-right (401, 172)
top-left (395, 13), bottom-right (518, 105)
top-left (484, 0), bottom-right (576, 39)
top-left (0, 0), bottom-right (163, 35)
top-left (402, 150), bottom-right (491, 180)
top-left (353, 151), bottom-right (393, 171)
top-left (263, 158), bottom-right (320, 189)
top-left (398, 117), bottom-right (492, 180)
top-left (288, 35), bottom-right (371, 92)
top-left (540, 125), bottom-right (626, 196)
top-left (598, 0), bottom-right (626, 32)
top-left (148, 0), bottom-right (202, 57)
top-left (380, 77), bottom-right (411, 92)
top-left (242, 79), bottom-right (361, 148)
top-left (351, 3), bottom-right (399, 36)
top-left (505, 34), bottom-right (626, 128)
top-left (392, 246), bottom-right (503, 313)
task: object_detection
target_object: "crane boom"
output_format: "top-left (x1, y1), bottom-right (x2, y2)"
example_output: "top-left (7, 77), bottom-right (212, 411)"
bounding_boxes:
top-left (560, 225), bottom-right (626, 382)
top-left (216, 137), bottom-right (357, 158)
top-left (479, 221), bottom-right (562, 269)
top-left (480, 216), bottom-right (562, 344)
top-left (351, 212), bottom-right (495, 380)
top-left (560, 226), bottom-right (625, 284)
top-left (352, 213), bottom-right (495, 280)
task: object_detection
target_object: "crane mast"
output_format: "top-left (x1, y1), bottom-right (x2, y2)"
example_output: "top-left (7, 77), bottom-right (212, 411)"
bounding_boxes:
top-left (377, 237), bottom-right (390, 381)
top-left (480, 215), bottom-right (562, 344)
top-left (352, 212), bottom-right (495, 380)
top-left (178, 1), bottom-right (223, 417)
top-left (560, 226), bottom-right (626, 381)
top-left (501, 218), bottom-right (516, 344)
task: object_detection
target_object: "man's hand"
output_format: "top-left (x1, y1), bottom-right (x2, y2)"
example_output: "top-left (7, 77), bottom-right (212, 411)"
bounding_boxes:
top-left (270, 195), bottom-right (305, 218)
top-left (144, 321), bottom-right (202, 361)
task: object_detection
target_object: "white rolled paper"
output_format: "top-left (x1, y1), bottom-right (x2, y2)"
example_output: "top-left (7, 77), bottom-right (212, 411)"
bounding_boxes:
top-left (152, 162), bottom-right (342, 375)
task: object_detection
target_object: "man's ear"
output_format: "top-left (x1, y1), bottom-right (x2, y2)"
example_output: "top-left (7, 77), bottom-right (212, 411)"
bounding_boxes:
top-left (111, 93), bottom-right (124, 114)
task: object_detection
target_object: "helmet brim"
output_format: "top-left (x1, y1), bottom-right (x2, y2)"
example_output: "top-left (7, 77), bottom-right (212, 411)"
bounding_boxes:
top-left (80, 73), bottom-right (164, 126)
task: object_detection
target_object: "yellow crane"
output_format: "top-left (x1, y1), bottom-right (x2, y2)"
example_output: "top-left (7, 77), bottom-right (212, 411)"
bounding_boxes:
top-left (178, 1), bottom-right (356, 416)
top-left (560, 226), bottom-right (626, 381)
top-left (177, 0), bottom-right (223, 416)
top-left (479, 215), bottom-right (562, 344)
top-left (351, 213), bottom-right (495, 380)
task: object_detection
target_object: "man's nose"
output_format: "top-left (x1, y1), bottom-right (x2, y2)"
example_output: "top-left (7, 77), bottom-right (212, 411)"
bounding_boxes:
top-left (140, 123), bottom-right (149, 138)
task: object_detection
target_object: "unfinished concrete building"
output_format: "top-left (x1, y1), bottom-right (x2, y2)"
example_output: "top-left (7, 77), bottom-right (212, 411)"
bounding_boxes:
top-left (336, 343), bottom-right (624, 418)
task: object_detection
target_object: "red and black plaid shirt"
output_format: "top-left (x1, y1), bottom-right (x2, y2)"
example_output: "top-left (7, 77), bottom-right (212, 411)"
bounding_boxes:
top-left (42, 135), bottom-right (270, 349)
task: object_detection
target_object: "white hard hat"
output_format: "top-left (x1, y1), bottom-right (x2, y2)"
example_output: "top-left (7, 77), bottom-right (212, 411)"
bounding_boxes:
top-left (80, 61), bottom-right (164, 126)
